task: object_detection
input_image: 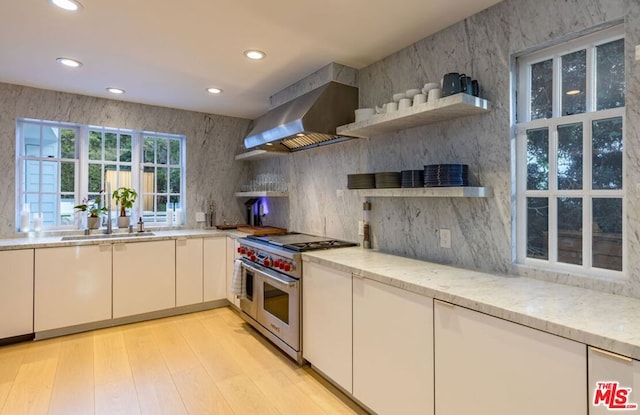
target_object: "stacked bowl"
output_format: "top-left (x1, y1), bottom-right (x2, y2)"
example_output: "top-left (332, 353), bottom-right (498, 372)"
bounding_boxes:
top-left (347, 173), bottom-right (376, 189)
top-left (401, 170), bottom-right (425, 188)
top-left (424, 164), bottom-right (469, 187)
top-left (374, 172), bottom-right (401, 188)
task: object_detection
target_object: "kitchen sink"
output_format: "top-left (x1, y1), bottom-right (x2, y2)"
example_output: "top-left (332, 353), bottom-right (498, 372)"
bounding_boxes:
top-left (61, 232), bottom-right (156, 241)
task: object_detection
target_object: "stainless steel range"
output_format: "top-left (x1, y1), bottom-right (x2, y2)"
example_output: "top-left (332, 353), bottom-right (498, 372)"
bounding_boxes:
top-left (237, 233), bottom-right (357, 363)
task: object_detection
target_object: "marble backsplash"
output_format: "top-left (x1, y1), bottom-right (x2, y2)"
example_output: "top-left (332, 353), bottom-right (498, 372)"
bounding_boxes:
top-left (253, 0), bottom-right (640, 298)
top-left (0, 83), bottom-right (251, 237)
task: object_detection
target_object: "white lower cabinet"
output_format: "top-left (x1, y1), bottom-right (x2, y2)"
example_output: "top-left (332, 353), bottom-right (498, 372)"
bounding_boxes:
top-left (176, 238), bottom-right (204, 306)
top-left (353, 277), bottom-right (434, 415)
top-left (434, 300), bottom-right (587, 415)
top-left (225, 237), bottom-right (240, 308)
top-left (204, 237), bottom-right (226, 301)
top-left (588, 347), bottom-right (640, 413)
top-left (303, 261), bottom-right (353, 393)
top-left (35, 245), bottom-right (111, 332)
top-left (113, 240), bottom-right (175, 318)
top-left (0, 249), bottom-right (34, 338)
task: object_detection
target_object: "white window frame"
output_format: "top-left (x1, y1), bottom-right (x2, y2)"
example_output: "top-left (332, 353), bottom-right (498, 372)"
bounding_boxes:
top-left (514, 25), bottom-right (625, 279)
top-left (16, 119), bottom-right (186, 231)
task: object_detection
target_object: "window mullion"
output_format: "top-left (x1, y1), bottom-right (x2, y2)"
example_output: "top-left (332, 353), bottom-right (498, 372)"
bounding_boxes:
top-left (552, 55), bottom-right (562, 119)
top-left (548, 124), bottom-right (558, 264)
top-left (586, 44), bottom-right (596, 113)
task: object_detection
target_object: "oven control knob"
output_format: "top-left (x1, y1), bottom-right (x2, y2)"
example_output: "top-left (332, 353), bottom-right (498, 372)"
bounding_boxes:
top-left (250, 254), bottom-right (256, 262)
top-left (283, 262), bottom-right (291, 272)
top-left (278, 261), bottom-right (285, 269)
top-left (273, 259), bottom-right (281, 268)
top-left (238, 247), bottom-right (245, 254)
top-left (263, 258), bottom-right (271, 267)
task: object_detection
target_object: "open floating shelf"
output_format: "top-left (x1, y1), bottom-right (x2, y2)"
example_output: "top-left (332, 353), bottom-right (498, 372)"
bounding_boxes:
top-left (337, 93), bottom-right (490, 138)
top-left (348, 187), bottom-right (493, 198)
top-left (235, 191), bottom-right (289, 198)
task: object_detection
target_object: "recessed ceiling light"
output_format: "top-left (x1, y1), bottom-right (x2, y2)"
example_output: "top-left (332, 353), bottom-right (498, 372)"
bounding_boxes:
top-left (56, 57), bottom-right (82, 68)
top-left (206, 87), bottom-right (223, 94)
top-left (106, 87), bottom-right (125, 94)
top-left (566, 89), bottom-right (581, 95)
top-left (243, 50), bottom-right (266, 60)
top-left (49, 0), bottom-right (83, 11)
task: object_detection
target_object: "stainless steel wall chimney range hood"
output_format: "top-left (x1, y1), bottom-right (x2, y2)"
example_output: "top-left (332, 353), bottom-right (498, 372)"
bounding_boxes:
top-left (243, 81), bottom-right (359, 152)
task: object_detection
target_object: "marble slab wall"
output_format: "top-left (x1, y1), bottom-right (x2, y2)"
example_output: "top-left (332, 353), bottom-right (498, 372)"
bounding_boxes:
top-left (0, 83), bottom-right (251, 237)
top-left (254, 0), bottom-right (640, 298)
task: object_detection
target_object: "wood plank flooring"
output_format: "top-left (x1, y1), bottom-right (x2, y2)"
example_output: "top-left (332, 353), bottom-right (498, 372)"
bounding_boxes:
top-left (0, 307), bottom-right (367, 415)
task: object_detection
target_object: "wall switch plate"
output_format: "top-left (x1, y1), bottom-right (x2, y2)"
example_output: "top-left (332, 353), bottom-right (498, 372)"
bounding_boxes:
top-left (440, 228), bottom-right (451, 249)
top-left (336, 189), bottom-right (344, 197)
top-left (195, 212), bottom-right (205, 222)
top-left (358, 220), bottom-right (365, 236)
top-left (636, 44), bottom-right (640, 61)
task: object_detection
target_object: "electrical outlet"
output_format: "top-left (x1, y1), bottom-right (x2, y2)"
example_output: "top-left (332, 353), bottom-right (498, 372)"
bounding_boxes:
top-left (358, 220), bottom-right (365, 236)
top-left (440, 228), bottom-right (451, 249)
top-left (195, 212), bottom-right (205, 222)
top-left (636, 44), bottom-right (640, 61)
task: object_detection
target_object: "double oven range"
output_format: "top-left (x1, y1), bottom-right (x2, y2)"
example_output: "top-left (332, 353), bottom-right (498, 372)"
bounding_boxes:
top-left (237, 233), bottom-right (357, 363)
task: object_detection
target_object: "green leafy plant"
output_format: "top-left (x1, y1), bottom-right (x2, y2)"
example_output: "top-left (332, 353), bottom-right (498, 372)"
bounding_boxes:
top-left (74, 191), bottom-right (108, 217)
top-left (112, 187), bottom-right (138, 217)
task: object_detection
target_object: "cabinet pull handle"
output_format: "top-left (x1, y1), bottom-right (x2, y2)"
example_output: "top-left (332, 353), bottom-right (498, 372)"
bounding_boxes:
top-left (590, 346), bottom-right (632, 362)
top-left (434, 298), bottom-right (455, 308)
top-left (177, 237), bottom-right (187, 241)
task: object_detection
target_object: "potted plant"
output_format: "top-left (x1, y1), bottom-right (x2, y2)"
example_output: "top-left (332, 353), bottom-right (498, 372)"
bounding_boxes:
top-left (74, 191), bottom-right (108, 229)
top-left (112, 187), bottom-right (138, 228)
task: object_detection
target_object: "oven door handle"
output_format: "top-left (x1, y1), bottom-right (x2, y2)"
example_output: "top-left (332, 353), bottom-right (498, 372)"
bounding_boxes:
top-left (241, 260), bottom-right (298, 288)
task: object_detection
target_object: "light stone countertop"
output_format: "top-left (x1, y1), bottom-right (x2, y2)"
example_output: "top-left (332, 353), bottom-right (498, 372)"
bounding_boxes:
top-left (302, 247), bottom-right (640, 360)
top-left (0, 228), bottom-right (249, 250)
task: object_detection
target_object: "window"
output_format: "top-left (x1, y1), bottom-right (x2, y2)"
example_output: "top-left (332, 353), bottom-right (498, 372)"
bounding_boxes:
top-left (515, 25), bottom-right (624, 276)
top-left (16, 120), bottom-right (185, 230)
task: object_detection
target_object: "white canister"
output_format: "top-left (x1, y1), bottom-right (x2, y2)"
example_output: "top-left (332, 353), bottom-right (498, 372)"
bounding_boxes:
top-left (413, 93), bottom-right (427, 105)
top-left (166, 208), bottom-right (174, 226)
top-left (174, 208), bottom-right (182, 226)
top-left (385, 102), bottom-right (398, 113)
top-left (33, 213), bottom-right (42, 232)
top-left (20, 209), bottom-right (30, 232)
top-left (428, 88), bottom-right (441, 103)
top-left (398, 98), bottom-right (412, 109)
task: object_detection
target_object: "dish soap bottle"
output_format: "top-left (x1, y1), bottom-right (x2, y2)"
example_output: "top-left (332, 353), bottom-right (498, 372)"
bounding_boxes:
top-left (137, 217), bottom-right (144, 232)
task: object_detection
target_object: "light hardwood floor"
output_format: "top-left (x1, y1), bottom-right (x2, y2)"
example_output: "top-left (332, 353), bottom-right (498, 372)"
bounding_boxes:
top-left (0, 307), bottom-right (367, 415)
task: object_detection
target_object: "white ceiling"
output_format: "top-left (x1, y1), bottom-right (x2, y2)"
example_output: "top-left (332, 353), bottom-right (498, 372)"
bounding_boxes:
top-left (0, 0), bottom-right (502, 119)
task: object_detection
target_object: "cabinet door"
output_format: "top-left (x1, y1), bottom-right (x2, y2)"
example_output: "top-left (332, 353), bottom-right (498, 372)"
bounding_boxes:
top-left (225, 237), bottom-right (240, 307)
top-left (434, 300), bottom-right (587, 415)
top-left (35, 245), bottom-right (111, 332)
top-left (353, 277), bottom-right (433, 415)
top-left (204, 237), bottom-right (226, 301)
top-left (176, 238), bottom-right (203, 306)
top-left (302, 261), bottom-right (352, 392)
top-left (588, 347), bottom-right (640, 413)
top-left (0, 249), bottom-right (34, 338)
top-left (113, 240), bottom-right (175, 318)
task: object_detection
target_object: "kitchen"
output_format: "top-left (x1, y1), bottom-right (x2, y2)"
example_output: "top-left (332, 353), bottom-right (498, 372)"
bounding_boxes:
top-left (1, 0), bottom-right (639, 414)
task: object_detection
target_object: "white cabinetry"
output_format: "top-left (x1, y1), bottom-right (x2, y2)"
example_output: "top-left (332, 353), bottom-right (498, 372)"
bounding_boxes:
top-left (113, 240), bottom-right (175, 318)
top-left (176, 238), bottom-right (203, 306)
top-left (204, 237), bottom-right (226, 301)
top-left (302, 261), bottom-right (353, 393)
top-left (588, 347), bottom-right (640, 413)
top-left (226, 237), bottom-right (240, 308)
top-left (35, 245), bottom-right (112, 331)
top-left (0, 249), bottom-right (33, 338)
top-left (352, 277), bottom-right (433, 415)
top-left (434, 300), bottom-right (586, 415)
